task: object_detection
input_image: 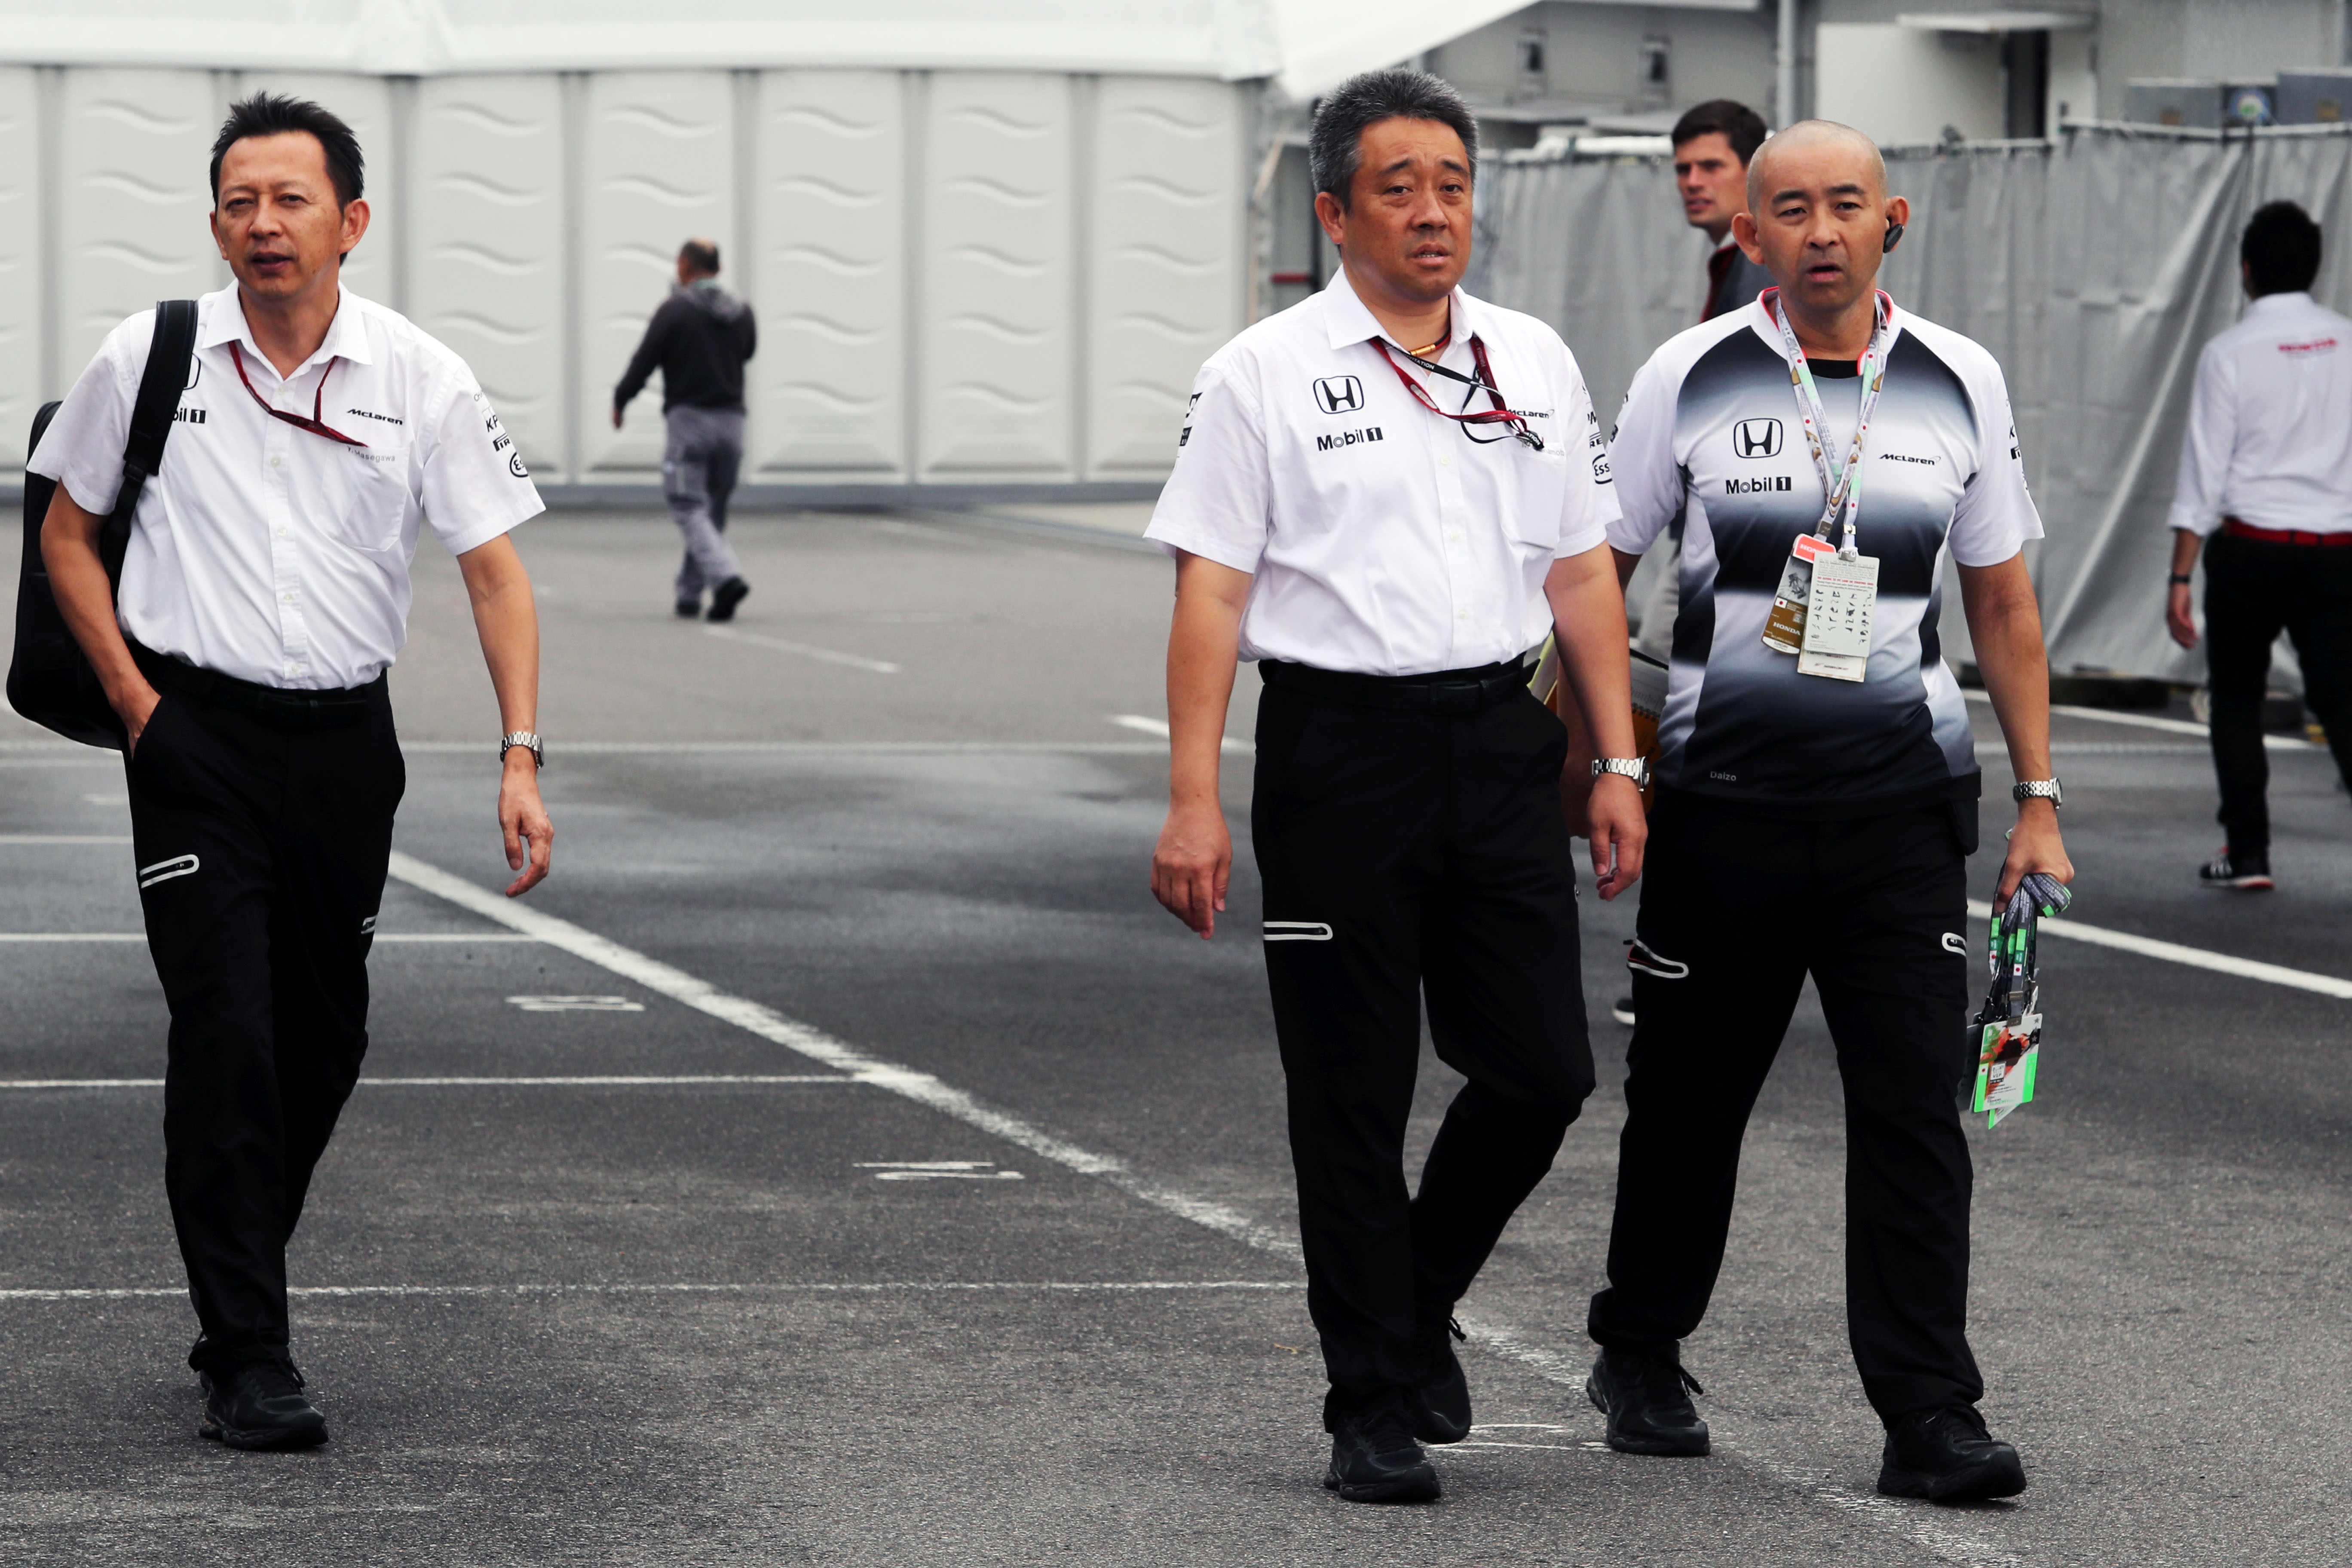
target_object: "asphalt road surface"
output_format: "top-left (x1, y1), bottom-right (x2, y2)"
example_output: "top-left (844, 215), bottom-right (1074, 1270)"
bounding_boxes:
top-left (3, 510), bottom-right (2348, 1567)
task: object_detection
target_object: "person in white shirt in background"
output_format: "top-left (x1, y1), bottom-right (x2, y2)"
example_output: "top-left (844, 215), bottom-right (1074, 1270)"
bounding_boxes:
top-left (32, 94), bottom-right (551, 1451)
top-left (2165, 200), bottom-right (2352, 890)
top-left (1145, 68), bottom-right (1642, 1506)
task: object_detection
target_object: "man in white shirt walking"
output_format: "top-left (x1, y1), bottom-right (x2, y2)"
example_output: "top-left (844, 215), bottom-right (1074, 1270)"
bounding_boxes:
top-left (31, 94), bottom-right (552, 1450)
top-left (2165, 201), bottom-right (2352, 889)
top-left (1146, 69), bottom-right (1644, 1504)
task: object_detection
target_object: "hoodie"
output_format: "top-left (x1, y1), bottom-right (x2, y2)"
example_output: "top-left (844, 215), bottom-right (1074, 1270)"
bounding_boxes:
top-left (614, 279), bottom-right (757, 415)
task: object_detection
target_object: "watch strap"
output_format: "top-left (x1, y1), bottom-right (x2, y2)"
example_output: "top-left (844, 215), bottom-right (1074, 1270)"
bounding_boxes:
top-left (500, 730), bottom-right (544, 768)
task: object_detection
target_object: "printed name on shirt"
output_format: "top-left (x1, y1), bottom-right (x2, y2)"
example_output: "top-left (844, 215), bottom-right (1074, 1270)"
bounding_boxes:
top-left (1316, 426), bottom-right (1384, 452)
top-left (2279, 337), bottom-right (2339, 355)
top-left (346, 407), bottom-right (405, 427)
top-left (1724, 475), bottom-right (1792, 494)
top-left (173, 405), bottom-right (207, 426)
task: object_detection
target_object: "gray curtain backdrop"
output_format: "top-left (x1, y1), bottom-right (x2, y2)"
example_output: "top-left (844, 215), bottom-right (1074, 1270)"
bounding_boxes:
top-left (1468, 124), bottom-right (2352, 687)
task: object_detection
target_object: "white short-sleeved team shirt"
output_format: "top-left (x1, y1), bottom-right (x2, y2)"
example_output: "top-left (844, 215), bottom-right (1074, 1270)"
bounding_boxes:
top-left (1607, 296), bottom-right (2042, 812)
top-left (1144, 270), bottom-right (1619, 677)
top-left (30, 286), bottom-right (544, 691)
top-left (2167, 291), bottom-right (2352, 537)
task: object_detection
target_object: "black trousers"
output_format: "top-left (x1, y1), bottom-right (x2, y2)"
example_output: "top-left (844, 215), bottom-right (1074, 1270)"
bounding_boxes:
top-left (1587, 793), bottom-right (1981, 1425)
top-left (1251, 664), bottom-right (1595, 1426)
top-left (2203, 530), bottom-right (2352, 854)
top-left (123, 673), bottom-right (404, 1374)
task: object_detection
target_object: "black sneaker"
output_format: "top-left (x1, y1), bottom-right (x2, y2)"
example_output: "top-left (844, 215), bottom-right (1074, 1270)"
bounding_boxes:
top-left (1586, 1346), bottom-right (1709, 1456)
top-left (199, 1360), bottom-right (328, 1451)
top-left (1610, 995), bottom-right (1637, 1027)
top-left (2198, 848), bottom-right (2273, 890)
top-left (1877, 1405), bottom-right (2026, 1502)
top-left (706, 577), bottom-right (751, 623)
top-left (1325, 1392), bottom-right (1441, 1504)
top-left (675, 597), bottom-right (702, 619)
top-left (1412, 1316), bottom-right (1471, 1445)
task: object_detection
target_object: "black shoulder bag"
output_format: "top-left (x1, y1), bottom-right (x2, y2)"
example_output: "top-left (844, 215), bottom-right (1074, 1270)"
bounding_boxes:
top-left (8, 299), bottom-right (198, 750)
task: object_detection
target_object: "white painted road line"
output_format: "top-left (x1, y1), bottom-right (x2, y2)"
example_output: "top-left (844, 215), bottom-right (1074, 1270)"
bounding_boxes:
top-left (704, 625), bottom-right (901, 674)
top-left (1964, 687), bottom-right (2315, 750)
top-left (0, 1279), bottom-right (1306, 1303)
top-left (0, 932), bottom-right (538, 944)
top-left (1109, 714), bottom-right (1249, 753)
top-left (383, 850), bottom-right (1297, 1257)
top-left (0, 1075), bottom-right (858, 1091)
top-left (383, 848), bottom-right (2015, 1568)
top-left (0, 834), bottom-right (133, 844)
top-left (1967, 901), bottom-right (2352, 999)
top-left (397, 740), bottom-right (1171, 755)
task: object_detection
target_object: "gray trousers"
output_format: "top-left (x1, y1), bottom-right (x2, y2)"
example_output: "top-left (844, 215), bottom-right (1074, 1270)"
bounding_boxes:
top-left (663, 405), bottom-right (746, 599)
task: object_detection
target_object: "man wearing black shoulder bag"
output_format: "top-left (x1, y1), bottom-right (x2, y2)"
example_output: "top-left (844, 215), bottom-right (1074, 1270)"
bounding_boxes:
top-left (17, 94), bottom-right (551, 1450)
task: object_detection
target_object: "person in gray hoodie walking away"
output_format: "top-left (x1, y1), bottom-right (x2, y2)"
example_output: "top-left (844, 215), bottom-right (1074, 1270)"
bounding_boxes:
top-left (614, 237), bottom-right (756, 620)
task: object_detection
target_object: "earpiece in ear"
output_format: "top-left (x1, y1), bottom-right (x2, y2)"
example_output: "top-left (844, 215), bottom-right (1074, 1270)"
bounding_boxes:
top-left (1883, 220), bottom-right (1905, 254)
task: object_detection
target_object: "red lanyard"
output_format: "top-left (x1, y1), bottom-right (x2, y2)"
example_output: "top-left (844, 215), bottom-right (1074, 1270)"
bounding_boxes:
top-left (228, 341), bottom-right (369, 449)
top-left (1372, 335), bottom-right (1544, 451)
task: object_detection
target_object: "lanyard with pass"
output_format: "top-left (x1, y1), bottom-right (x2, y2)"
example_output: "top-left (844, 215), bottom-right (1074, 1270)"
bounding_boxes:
top-left (1757, 287), bottom-right (1892, 682)
top-left (1372, 336), bottom-right (1545, 451)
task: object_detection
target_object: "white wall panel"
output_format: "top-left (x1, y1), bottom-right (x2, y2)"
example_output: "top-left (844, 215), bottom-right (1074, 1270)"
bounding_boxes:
top-left (57, 69), bottom-right (222, 383)
top-left (579, 71), bottom-right (734, 476)
top-left (1085, 77), bottom-right (1241, 480)
top-left (234, 73), bottom-right (397, 309)
top-left (750, 69), bottom-right (905, 478)
top-left (919, 72), bottom-right (1073, 480)
top-left (407, 75), bottom-right (565, 483)
top-left (0, 67), bottom-right (40, 464)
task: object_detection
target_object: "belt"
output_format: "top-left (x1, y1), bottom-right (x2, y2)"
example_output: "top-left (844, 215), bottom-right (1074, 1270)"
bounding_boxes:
top-left (2223, 517), bottom-right (2352, 547)
top-left (129, 641), bottom-right (384, 730)
top-left (1259, 657), bottom-right (1533, 714)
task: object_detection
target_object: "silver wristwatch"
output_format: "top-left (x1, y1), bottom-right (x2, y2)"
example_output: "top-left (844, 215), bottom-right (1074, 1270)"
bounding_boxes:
top-left (1593, 756), bottom-right (1651, 789)
top-left (2012, 777), bottom-right (2061, 808)
top-left (500, 730), bottom-right (544, 769)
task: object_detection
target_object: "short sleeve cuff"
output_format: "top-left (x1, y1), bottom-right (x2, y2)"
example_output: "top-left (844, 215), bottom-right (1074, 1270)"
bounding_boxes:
top-left (1554, 518), bottom-right (1612, 560)
top-left (2166, 504), bottom-right (2220, 537)
top-left (1603, 515), bottom-right (1664, 557)
top-left (1142, 519), bottom-right (1261, 575)
top-left (435, 498), bottom-right (541, 558)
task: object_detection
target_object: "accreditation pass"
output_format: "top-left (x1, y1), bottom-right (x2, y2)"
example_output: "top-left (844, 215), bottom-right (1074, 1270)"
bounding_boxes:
top-left (1796, 554), bottom-right (1879, 682)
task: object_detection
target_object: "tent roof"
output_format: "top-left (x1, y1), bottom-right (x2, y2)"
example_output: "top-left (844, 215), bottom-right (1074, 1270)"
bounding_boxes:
top-left (0, 0), bottom-right (1531, 100)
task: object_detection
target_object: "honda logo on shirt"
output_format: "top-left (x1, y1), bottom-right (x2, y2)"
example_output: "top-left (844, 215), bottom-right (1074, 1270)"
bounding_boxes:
top-left (1312, 376), bottom-right (1365, 415)
top-left (1733, 418), bottom-right (1784, 459)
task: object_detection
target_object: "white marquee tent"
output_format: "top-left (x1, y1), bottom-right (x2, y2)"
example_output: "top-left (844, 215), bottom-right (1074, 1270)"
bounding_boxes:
top-left (0, 0), bottom-right (1527, 498)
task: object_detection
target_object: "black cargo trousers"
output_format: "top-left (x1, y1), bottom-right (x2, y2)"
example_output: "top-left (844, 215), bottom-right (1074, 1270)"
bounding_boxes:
top-left (1251, 658), bottom-right (1595, 1429)
top-left (1587, 791), bottom-right (1983, 1425)
top-left (2202, 528), bottom-right (2352, 855)
top-left (123, 645), bottom-right (404, 1376)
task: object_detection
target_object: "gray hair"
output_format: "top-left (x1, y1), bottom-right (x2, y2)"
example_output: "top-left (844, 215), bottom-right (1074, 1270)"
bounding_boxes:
top-left (1308, 69), bottom-right (1479, 208)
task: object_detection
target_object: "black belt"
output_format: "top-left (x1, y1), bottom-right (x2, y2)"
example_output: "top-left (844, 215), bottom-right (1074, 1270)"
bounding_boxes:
top-left (1259, 657), bottom-right (1533, 714)
top-left (129, 640), bottom-right (383, 730)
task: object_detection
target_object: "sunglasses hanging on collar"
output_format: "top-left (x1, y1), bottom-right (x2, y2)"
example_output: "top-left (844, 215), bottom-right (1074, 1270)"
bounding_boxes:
top-left (1372, 336), bottom-right (1545, 451)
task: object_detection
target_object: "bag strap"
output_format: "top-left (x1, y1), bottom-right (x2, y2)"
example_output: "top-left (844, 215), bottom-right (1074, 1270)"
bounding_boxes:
top-left (101, 298), bottom-right (198, 588)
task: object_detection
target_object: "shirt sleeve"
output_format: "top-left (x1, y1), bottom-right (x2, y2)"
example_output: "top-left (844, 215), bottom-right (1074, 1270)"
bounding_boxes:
top-left (26, 318), bottom-right (141, 517)
top-left (1947, 355), bottom-right (2044, 567)
top-left (1555, 344), bottom-right (1620, 558)
top-left (1601, 349), bottom-right (1683, 556)
top-left (2165, 338), bottom-right (2236, 536)
top-left (421, 374), bottom-right (545, 557)
top-left (1141, 358), bottom-right (1269, 574)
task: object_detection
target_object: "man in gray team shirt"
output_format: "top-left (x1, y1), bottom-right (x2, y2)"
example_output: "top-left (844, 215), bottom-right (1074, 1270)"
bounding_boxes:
top-left (614, 237), bottom-right (756, 620)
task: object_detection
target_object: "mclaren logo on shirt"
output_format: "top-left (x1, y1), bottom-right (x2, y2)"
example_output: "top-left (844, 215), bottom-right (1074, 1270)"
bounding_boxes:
top-left (1732, 418), bottom-right (1783, 459)
top-left (1312, 376), bottom-right (1365, 415)
top-left (1316, 426), bottom-right (1383, 452)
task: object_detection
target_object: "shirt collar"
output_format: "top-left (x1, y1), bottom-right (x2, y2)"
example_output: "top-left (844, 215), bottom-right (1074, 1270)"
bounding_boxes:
top-left (2245, 290), bottom-right (2314, 315)
top-left (1320, 266), bottom-right (1488, 352)
top-left (198, 283), bottom-right (375, 382)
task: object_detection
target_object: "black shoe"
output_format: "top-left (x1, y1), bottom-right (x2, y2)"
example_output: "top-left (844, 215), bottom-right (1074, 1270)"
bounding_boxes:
top-left (1877, 1405), bottom-right (2026, 1502)
top-left (705, 577), bottom-right (750, 623)
top-left (2197, 847), bottom-right (2273, 890)
top-left (1586, 1346), bottom-right (1709, 1456)
top-left (198, 1360), bottom-right (328, 1451)
top-left (1324, 1393), bottom-right (1441, 1504)
top-left (1610, 995), bottom-right (1637, 1027)
top-left (1412, 1316), bottom-right (1471, 1445)
top-left (675, 597), bottom-right (702, 619)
